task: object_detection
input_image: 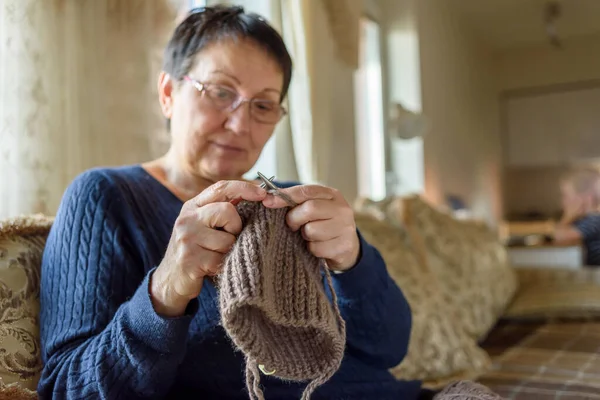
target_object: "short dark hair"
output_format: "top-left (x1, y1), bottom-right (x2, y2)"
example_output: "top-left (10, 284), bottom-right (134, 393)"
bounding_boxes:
top-left (163, 5), bottom-right (293, 102)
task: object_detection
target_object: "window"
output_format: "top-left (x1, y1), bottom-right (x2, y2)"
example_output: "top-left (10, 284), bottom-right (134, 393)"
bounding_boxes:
top-left (354, 17), bottom-right (386, 200)
top-left (189, 0), bottom-right (206, 7)
top-left (387, 26), bottom-right (424, 196)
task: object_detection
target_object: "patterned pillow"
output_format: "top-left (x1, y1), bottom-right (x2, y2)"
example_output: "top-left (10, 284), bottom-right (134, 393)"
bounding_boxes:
top-left (354, 213), bottom-right (491, 384)
top-left (0, 381), bottom-right (37, 400)
top-left (0, 215), bottom-right (53, 391)
top-left (354, 197), bottom-right (406, 229)
top-left (402, 196), bottom-right (518, 340)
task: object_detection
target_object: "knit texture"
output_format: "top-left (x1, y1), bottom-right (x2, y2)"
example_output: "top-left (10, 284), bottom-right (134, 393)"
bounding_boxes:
top-left (38, 165), bottom-right (422, 400)
top-left (433, 380), bottom-right (503, 400)
top-left (219, 202), bottom-right (346, 400)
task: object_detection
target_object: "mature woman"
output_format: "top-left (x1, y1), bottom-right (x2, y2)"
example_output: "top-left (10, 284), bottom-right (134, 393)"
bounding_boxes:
top-left (38, 6), bottom-right (429, 400)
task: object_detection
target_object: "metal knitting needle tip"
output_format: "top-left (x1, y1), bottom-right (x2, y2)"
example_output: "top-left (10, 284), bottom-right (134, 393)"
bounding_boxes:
top-left (256, 171), bottom-right (297, 207)
top-left (257, 171), bottom-right (275, 189)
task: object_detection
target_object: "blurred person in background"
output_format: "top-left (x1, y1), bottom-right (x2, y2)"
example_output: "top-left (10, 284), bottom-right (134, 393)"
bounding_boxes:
top-left (553, 166), bottom-right (600, 265)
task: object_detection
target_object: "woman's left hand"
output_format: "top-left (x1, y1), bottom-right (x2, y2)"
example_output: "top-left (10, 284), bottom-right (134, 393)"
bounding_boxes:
top-left (262, 185), bottom-right (360, 272)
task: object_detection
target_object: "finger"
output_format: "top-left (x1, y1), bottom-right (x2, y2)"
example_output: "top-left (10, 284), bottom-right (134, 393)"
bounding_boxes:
top-left (307, 236), bottom-right (347, 261)
top-left (300, 219), bottom-right (342, 242)
top-left (193, 180), bottom-right (266, 208)
top-left (262, 185), bottom-right (337, 208)
top-left (198, 202), bottom-right (243, 235)
top-left (285, 199), bottom-right (338, 231)
top-left (196, 226), bottom-right (237, 253)
top-left (191, 249), bottom-right (225, 278)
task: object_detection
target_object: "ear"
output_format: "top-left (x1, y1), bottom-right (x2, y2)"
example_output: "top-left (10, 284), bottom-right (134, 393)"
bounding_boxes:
top-left (158, 71), bottom-right (176, 119)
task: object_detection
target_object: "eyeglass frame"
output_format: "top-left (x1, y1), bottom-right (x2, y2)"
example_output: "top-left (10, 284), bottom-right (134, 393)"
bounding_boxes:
top-left (182, 75), bottom-right (287, 124)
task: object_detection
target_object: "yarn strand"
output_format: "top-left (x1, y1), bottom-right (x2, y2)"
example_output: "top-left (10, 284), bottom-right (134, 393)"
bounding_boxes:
top-left (322, 260), bottom-right (346, 335)
top-left (245, 358), bottom-right (265, 400)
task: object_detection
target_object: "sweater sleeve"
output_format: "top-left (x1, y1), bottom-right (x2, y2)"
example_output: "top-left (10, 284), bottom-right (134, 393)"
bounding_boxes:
top-left (328, 231), bottom-right (412, 369)
top-left (38, 170), bottom-right (198, 400)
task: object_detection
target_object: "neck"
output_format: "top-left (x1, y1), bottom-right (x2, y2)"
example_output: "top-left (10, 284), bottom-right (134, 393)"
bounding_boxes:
top-left (153, 150), bottom-right (217, 202)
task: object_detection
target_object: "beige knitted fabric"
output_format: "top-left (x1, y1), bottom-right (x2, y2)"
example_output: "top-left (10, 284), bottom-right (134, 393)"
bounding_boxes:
top-left (434, 380), bottom-right (504, 400)
top-left (218, 202), bottom-right (346, 400)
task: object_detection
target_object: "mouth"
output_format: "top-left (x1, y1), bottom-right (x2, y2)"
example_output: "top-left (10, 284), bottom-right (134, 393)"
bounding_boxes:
top-left (209, 141), bottom-right (245, 153)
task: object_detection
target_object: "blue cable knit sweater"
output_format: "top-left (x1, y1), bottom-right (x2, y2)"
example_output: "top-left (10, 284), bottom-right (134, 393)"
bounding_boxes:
top-left (38, 165), bottom-right (422, 400)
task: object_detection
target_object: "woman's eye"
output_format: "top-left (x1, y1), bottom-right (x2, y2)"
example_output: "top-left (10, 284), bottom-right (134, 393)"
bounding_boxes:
top-left (254, 102), bottom-right (275, 112)
top-left (215, 88), bottom-right (234, 100)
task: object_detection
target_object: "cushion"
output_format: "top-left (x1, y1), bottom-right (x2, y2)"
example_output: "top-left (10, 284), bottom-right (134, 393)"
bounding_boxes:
top-left (433, 380), bottom-right (503, 400)
top-left (402, 196), bottom-right (518, 340)
top-left (0, 214), bottom-right (53, 392)
top-left (515, 265), bottom-right (600, 287)
top-left (0, 382), bottom-right (37, 400)
top-left (354, 196), bottom-right (406, 229)
top-left (354, 213), bottom-right (491, 385)
top-left (505, 281), bottom-right (600, 320)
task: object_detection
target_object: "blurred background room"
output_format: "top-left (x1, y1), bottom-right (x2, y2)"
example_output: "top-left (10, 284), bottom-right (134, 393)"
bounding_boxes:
top-left (2, 0), bottom-right (600, 398)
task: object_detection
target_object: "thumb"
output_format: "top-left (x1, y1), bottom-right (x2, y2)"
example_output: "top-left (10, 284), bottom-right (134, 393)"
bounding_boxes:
top-left (193, 181), bottom-right (266, 208)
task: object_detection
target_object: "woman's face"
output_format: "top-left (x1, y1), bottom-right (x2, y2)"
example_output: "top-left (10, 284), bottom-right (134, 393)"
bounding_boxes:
top-left (159, 39), bottom-right (284, 180)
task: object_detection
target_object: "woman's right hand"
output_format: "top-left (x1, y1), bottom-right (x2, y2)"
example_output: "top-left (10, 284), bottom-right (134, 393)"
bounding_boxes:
top-left (150, 180), bottom-right (267, 317)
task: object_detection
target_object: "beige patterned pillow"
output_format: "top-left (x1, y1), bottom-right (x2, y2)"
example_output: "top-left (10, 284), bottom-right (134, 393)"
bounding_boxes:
top-left (354, 197), bottom-right (407, 231)
top-left (0, 215), bottom-right (53, 391)
top-left (0, 381), bottom-right (37, 399)
top-left (354, 213), bottom-right (491, 384)
top-left (402, 196), bottom-right (518, 340)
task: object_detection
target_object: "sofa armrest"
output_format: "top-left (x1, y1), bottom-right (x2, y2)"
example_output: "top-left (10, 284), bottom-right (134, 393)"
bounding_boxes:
top-left (503, 266), bottom-right (600, 321)
top-left (515, 266), bottom-right (600, 289)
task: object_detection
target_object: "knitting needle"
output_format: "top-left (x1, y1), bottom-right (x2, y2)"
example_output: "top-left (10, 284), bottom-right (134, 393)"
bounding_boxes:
top-left (256, 171), bottom-right (298, 207)
top-left (229, 175), bottom-right (275, 206)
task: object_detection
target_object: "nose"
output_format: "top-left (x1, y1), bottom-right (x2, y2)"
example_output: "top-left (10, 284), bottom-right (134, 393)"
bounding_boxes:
top-left (224, 101), bottom-right (252, 136)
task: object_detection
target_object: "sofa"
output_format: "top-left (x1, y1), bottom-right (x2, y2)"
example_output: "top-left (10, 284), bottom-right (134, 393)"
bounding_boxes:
top-left (1, 195), bottom-right (600, 399)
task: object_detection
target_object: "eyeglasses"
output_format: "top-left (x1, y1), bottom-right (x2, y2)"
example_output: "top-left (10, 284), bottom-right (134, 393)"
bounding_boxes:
top-left (183, 76), bottom-right (286, 124)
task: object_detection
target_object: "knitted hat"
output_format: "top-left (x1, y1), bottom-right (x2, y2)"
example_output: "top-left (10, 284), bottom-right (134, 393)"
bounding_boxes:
top-left (218, 202), bottom-right (346, 400)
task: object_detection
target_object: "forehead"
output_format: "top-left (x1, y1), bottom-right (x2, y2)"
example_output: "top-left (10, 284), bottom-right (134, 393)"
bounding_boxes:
top-left (189, 39), bottom-right (283, 93)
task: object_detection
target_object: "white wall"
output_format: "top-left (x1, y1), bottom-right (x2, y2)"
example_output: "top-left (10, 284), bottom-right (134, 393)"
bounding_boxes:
top-left (414, 0), bottom-right (503, 224)
top-left (498, 33), bottom-right (600, 217)
top-left (498, 33), bottom-right (600, 91)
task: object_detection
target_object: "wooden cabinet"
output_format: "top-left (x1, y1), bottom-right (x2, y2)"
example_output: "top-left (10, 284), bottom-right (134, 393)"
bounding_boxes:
top-left (504, 85), bottom-right (600, 167)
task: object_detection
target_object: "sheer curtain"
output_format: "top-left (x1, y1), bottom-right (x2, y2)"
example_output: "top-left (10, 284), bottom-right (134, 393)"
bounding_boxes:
top-left (277, 0), bottom-right (318, 184)
top-left (277, 0), bottom-right (360, 185)
top-left (0, 0), bottom-right (182, 219)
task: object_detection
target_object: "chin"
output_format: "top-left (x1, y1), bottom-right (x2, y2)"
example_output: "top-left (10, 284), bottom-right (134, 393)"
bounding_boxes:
top-left (200, 160), bottom-right (250, 181)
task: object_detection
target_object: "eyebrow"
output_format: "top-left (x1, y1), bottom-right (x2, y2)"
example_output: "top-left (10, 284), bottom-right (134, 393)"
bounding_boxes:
top-left (211, 69), bottom-right (281, 95)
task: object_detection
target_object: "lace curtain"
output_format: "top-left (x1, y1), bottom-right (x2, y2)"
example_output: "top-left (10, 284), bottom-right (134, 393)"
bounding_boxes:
top-left (0, 0), bottom-right (182, 219)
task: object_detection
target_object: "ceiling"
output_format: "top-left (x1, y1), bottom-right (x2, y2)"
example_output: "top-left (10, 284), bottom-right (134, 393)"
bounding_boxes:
top-left (451, 0), bottom-right (600, 49)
